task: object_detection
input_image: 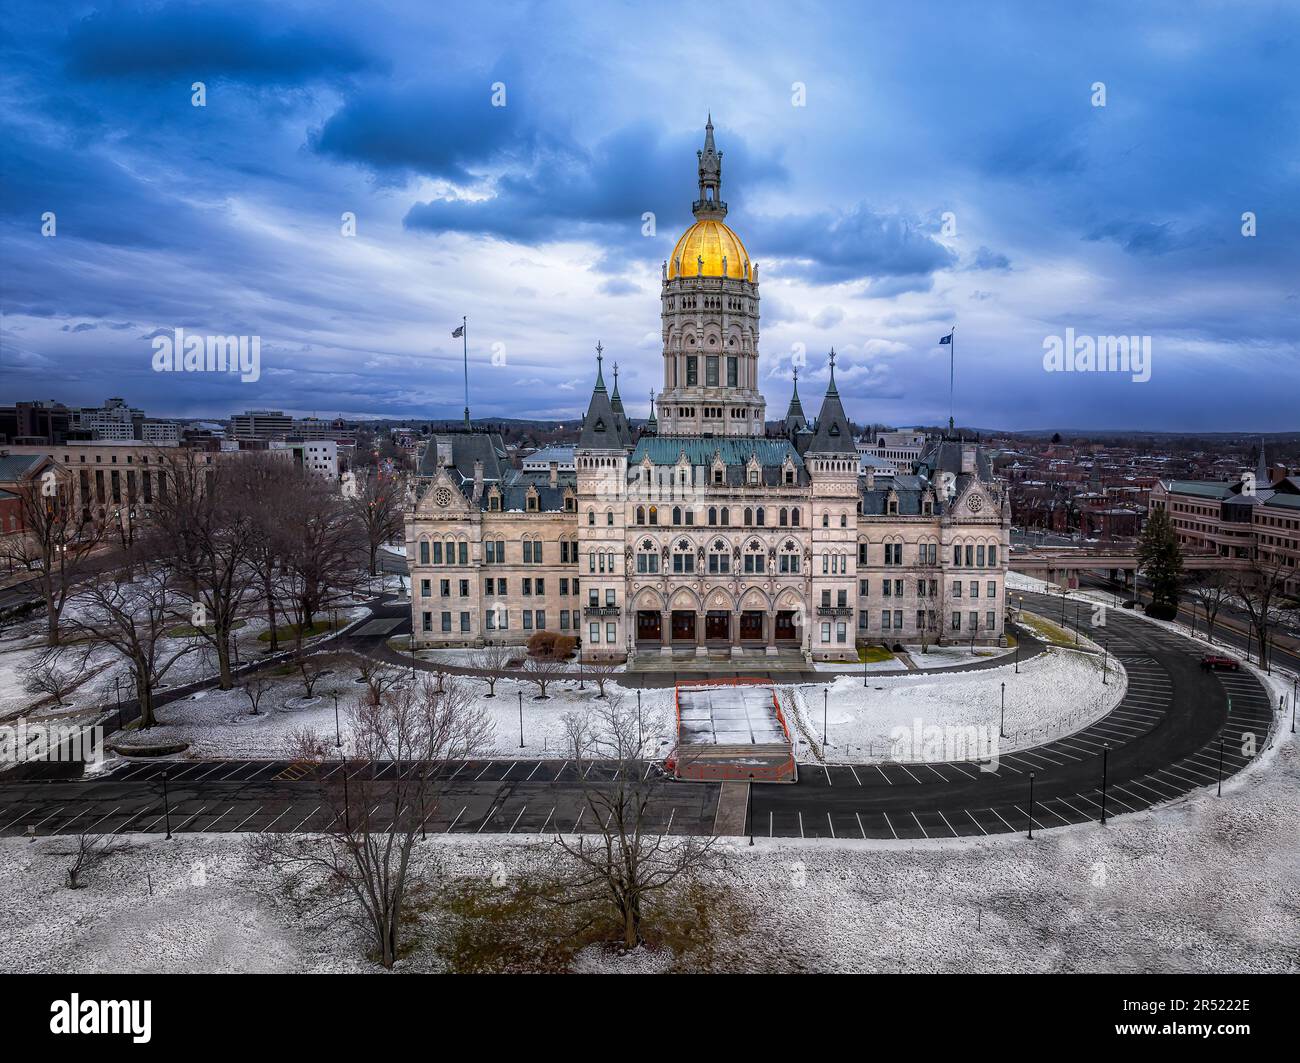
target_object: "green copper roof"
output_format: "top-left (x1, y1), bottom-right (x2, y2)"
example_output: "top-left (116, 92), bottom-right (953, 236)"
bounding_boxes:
top-left (629, 435), bottom-right (803, 467)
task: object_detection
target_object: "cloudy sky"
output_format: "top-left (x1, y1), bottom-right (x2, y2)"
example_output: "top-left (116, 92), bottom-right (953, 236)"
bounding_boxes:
top-left (1, 0), bottom-right (1296, 431)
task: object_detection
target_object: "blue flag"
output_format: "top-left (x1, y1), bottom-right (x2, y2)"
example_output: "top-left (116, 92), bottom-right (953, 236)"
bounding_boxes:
top-left (938, 333), bottom-right (952, 344)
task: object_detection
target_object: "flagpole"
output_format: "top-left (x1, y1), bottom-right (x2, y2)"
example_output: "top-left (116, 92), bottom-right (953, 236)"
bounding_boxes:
top-left (948, 326), bottom-right (956, 437)
top-left (462, 315), bottom-right (469, 428)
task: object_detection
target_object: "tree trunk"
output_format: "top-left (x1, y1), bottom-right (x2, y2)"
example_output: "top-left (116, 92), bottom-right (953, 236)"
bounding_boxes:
top-left (137, 673), bottom-right (155, 729)
top-left (369, 544), bottom-right (379, 577)
top-left (216, 629), bottom-right (233, 690)
top-left (265, 590), bottom-right (278, 652)
top-left (623, 898), bottom-right (641, 949)
top-left (46, 603), bottom-right (61, 647)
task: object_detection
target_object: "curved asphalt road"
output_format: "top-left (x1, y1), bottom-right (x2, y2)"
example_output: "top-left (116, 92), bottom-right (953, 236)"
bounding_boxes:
top-left (0, 590), bottom-right (1279, 839)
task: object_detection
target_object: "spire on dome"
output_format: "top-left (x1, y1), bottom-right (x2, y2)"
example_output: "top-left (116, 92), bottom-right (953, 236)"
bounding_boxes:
top-left (694, 115), bottom-right (726, 220)
top-left (645, 388), bottom-right (658, 435)
top-left (1256, 436), bottom-right (1269, 486)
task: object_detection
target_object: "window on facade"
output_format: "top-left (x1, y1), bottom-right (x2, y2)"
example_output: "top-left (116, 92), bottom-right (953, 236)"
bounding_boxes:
top-left (649, 505), bottom-right (658, 525)
top-left (988, 545), bottom-right (997, 565)
top-left (420, 579), bottom-right (431, 597)
top-left (821, 622), bottom-right (831, 643)
top-left (672, 550), bottom-right (695, 573)
top-left (422, 611), bottom-right (432, 632)
top-left (952, 612), bottom-right (961, 631)
top-left (607, 510), bottom-right (614, 526)
top-left (706, 356), bottom-right (719, 386)
top-left (441, 612), bottom-right (452, 632)
top-left (440, 579), bottom-right (450, 597)
top-left (727, 356), bottom-right (738, 387)
top-left (954, 544), bottom-right (962, 566)
top-left (756, 507), bottom-right (765, 526)
top-left (779, 552), bottom-right (800, 574)
top-left (686, 357), bottom-right (698, 386)
top-left (976, 545), bottom-right (986, 566)
top-left (588, 510), bottom-right (595, 525)
top-left (708, 544), bottom-right (730, 574)
top-left (419, 541), bottom-right (429, 565)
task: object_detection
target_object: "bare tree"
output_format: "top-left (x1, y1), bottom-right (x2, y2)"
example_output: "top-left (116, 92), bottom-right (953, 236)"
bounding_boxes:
top-left (585, 660), bottom-right (619, 698)
top-left (281, 475), bottom-right (364, 646)
top-left (522, 654), bottom-right (561, 699)
top-left (553, 691), bottom-right (720, 950)
top-left (239, 454), bottom-right (298, 653)
top-left (471, 641), bottom-right (512, 697)
top-left (1188, 570), bottom-right (1233, 644)
top-left (63, 833), bottom-right (122, 889)
top-left (0, 472), bottom-right (108, 646)
top-left (21, 648), bottom-right (87, 707)
top-left (65, 568), bottom-right (199, 728)
top-left (242, 674), bottom-right (271, 716)
top-left (251, 675), bottom-right (493, 968)
top-left (1234, 557), bottom-right (1292, 672)
top-left (346, 467), bottom-right (404, 577)
top-left (152, 449), bottom-right (258, 689)
top-left (296, 655), bottom-right (325, 699)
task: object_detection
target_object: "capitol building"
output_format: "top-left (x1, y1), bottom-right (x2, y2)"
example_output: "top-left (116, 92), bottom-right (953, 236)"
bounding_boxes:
top-left (406, 119), bottom-right (1011, 663)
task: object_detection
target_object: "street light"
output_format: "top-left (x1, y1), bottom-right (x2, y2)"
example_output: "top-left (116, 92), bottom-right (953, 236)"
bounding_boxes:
top-left (518, 690), bottom-right (525, 748)
top-left (1100, 743), bottom-right (1109, 825)
top-left (747, 772), bottom-right (754, 847)
top-left (1217, 733), bottom-right (1225, 796)
top-left (333, 691), bottom-right (341, 748)
top-left (1000, 682), bottom-right (1006, 737)
top-left (822, 688), bottom-right (828, 745)
top-left (1027, 771), bottom-right (1036, 839)
top-left (162, 769), bottom-right (172, 841)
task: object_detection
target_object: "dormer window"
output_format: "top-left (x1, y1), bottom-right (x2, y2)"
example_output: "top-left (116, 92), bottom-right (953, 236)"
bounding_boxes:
top-left (714, 469), bottom-right (724, 484)
top-left (749, 469), bottom-right (759, 485)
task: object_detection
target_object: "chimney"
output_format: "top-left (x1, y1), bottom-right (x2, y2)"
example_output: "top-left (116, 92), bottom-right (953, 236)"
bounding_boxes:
top-left (548, 461), bottom-right (558, 488)
top-left (472, 459), bottom-right (483, 502)
top-left (865, 467), bottom-right (875, 491)
top-left (961, 445), bottom-right (976, 475)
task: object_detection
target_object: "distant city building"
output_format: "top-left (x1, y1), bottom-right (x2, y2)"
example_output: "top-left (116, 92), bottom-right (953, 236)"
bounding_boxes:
top-left (521, 445), bottom-right (576, 472)
top-left (1150, 441), bottom-right (1299, 596)
top-left (857, 429), bottom-right (926, 472)
top-left (230, 409), bottom-right (294, 440)
top-left (269, 439), bottom-right (339, 479)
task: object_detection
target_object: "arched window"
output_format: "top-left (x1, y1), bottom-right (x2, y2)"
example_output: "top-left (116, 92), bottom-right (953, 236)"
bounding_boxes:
top-left (649, 505), bottom-right (658, 525)
top-left (708, 506), bottom-right (717, 525)
top-left (721, 507), bottom-right (730, 526)
top-left (791, 508), bottom-right (800, 527)
top-left (672, 506), bottom-right (682, 525)
top-left (744, 507), bottom-right (753, 526)
top-left (779, 507), bottom-right (788, 527)
top-left (607, 510), bottom-right (614, 526)
top-left (821, 512), bottom-right (829, 527)
top-left (756, 507), bottom-right (766, 527)
top-left (636, 505), bottom-right (645, 524)
top-left (588, 510), bottom-right (595, 526)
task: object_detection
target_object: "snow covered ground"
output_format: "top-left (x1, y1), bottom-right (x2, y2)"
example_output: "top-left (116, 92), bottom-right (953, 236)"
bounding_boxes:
top-left (111, 667), bottom-right (678, 762)
top-left (2, 696), bottom-right (1293, 973)
top-left (783, 642), bottom-right (1124, 762)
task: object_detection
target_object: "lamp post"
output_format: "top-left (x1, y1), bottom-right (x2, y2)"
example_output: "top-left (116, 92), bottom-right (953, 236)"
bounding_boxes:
top-left (333, 691), bottom-right (341, 748)
top-left (1027, 771), bottom-right (1036, 839)
top-left (1217, 734), bottom-right (1225, 796)
top-left (637, 689), bottom-right (643, 750)
top-left (1100, 742), bottom-right (1109, 825)
top-left (1073, 603), bottom-right (1080, 647)
top-left (747, 773), bottom-right (754, 847)
top-left (1000, 682), bottom-right (1006, 738)
top-left (822, 688), bottom-right (828, 746)
top-left (518, 690), bottom-right (524, 748)
top-left (162, 769), bottom-right (172, 841)
top-left (409, 633), bottom-right (416, 677)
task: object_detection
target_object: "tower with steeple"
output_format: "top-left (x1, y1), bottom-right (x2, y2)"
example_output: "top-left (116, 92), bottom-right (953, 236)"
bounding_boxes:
top-left (656, 117), bottom-right (765, 436)
top-left (784, 366), bottom-right (808, 438)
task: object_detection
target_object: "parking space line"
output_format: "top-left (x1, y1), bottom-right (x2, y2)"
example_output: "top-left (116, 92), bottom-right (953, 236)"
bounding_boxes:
top-left (81, 806), bottom-right (122, 834)
top-left (826, 812), bottom-right (835, 838)
top-left (444, 806), bottom-right (467, 832)
top-left (797, 812), bottom-right (805, 838)
top-left (539, 807), bottom-right (556, 833)
top-left (28, 806), bottom-right (65, 831)
top-left (910, 811), bottom-right (928, 838)
top-left (1012, 805), bottom-right (1044, 831)
top-left (552, 761), bottom-right (568, 782)
top-left (848, 765), bottom-right (862, 786)
top-left (1055, 796), bottom-right (1091, 820)
top-left (855, 812), bottom-right (866, 838)
top-left (964, 810), bottom-right (988, 835)
top-left (508, 805), bottom-right (527, 833)
top-left (988, 807), bottom-right (1016, 832)
top-left (882, 812), bottom-right (898, 839)
top-left (525, 762), bottom-right (542, 781)
top-left (229, 806), bottom-right (264, 833)
top-left (936, 810), bottom-right (959, 837)
top-left (287, 806), bottom-right (319, 832)
top-left (874, 765), bottom-right (893, 785)
top-left (203, 806), bottom-right (239, 831)
top-left (896, 764), bottom-right (924, 784)
top-left (476, 805), bottom-right (499, 832)
top-left (474, 761), bottom-right (494, 780)
top-left (259, 806), bottom-right (293, 833)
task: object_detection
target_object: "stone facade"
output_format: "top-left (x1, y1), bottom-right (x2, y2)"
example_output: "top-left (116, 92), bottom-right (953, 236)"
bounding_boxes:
top-left (404, 120), bottom-right (1011, 662)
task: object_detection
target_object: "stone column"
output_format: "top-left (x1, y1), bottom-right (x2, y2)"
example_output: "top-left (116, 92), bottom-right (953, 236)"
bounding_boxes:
top-left (730, 609), bottom-right (743, 657)
top-left (695, 610), bottom-right (707, 656)
top-left (765, 612), bottom-right (779, 657)
top-left (660, 609), bottom-right (672, 656)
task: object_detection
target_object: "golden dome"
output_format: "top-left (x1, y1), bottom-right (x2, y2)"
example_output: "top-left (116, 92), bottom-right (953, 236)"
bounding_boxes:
top-left (668, 218), bottom-right (751, 280)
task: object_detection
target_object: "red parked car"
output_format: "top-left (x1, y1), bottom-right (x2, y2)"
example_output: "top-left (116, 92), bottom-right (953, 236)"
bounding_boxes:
top-left (1200, 654), bottom-right (1241, 672)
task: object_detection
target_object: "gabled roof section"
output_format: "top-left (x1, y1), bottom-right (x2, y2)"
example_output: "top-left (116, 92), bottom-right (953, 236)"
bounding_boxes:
top-left (806, 351), bottom-right (855, 455)
top-left (416, 431), bottom-right (508, 483)
top-left (577, 346), bottom-right (623, 452)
